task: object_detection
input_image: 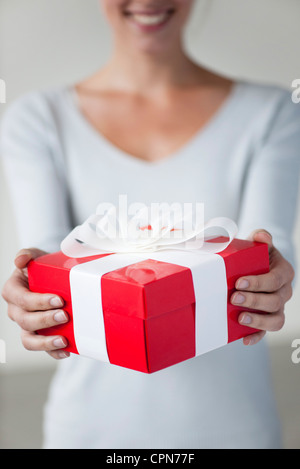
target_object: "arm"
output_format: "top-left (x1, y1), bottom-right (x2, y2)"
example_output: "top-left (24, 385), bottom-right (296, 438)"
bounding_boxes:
top-left (1, 93), bottom-right (72, 251)
top-left (231, 91), bottom-right (300, 345)
top-left (1, 93), bottom-right (73, 359)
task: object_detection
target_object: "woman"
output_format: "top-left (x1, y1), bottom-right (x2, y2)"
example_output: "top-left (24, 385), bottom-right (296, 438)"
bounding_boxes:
top-left (1, 0), bottom-right (299, 449)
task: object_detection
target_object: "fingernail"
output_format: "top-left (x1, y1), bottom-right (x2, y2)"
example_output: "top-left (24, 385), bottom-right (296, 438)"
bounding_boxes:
top-left (54, 310), bottom-right (68, 323)
top-left (58, 351), bottom-right (70, 359)
top-left (237, 279), bottom-right (250, 290)
top-left (50, 297), bottom-right (63, 307)
top-left (53, 338), bottom-right (66, 348)
top-left (262, 230), bottom-right (272, 238)
top-left (15, 253), bottom-right (30, 260)
top-left (232, 293), bottom-right (245, 305)
top-left (240, 314), bottom-right (252, 325)
top-left (244, 338), bottom-right (252, 346)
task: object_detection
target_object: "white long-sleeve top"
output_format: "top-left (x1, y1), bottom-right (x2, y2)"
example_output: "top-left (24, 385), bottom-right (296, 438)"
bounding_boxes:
top-left (1, 81), bottom-right (300, 449)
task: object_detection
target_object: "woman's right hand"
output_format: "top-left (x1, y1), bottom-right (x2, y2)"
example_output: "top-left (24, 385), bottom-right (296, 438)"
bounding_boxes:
top-left (1, 248), bottom-right (70, 360)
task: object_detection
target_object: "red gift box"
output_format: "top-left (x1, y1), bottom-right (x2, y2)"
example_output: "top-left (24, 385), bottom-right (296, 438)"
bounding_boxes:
top-left (28, 238), bottom-right (269, 373)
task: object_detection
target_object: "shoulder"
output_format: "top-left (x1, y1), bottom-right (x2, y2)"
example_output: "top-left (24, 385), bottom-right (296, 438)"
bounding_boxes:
top-left (237, 81), bottom-right (288, 99)
top-left (1, 87), bottom-right (68, 138)
top-left (236, 81), bottom-right (300, 118)
top-left (232, 81), bottom-right (300, 145)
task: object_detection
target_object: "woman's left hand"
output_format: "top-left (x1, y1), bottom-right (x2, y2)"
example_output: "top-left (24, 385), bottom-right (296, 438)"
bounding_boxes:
top-left (230, 230), bottom-right (295, 346)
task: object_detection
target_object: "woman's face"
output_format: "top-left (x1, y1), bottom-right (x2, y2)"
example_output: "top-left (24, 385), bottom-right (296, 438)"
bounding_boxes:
top-left (100, 0), bottom-right (195, 54)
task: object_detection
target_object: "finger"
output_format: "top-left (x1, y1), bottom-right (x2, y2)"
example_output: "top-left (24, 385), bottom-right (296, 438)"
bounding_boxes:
top-left (14, 248), bottom-right (47, 270)
top-left (21, 330), bottom-right (68, 352)
top-left (231, 290), bottom-right (283, 313)
top-left (3, 272), bottom-right (64, 312)
top-left (12, 307), bottom-right (69, 332)
top-left (248, 229), bottom-right (273, 250)
top-left (239, 310), bottom-right (285, 332)
top-left (243, 331), bottom-right (266, 346)
top-left (235, 267), bottom-right (288, 293)
top-left (47, 350), bottom-right (70, 360)
top-left (18, 289), bottom-right (64, 312)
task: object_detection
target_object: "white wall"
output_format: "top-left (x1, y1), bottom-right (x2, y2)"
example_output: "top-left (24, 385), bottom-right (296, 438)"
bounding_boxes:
top-left (0, 0), bottom-right (300, 371)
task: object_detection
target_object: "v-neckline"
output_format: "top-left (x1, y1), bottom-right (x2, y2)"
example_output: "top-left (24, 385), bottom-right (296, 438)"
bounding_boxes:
top-left (64, 81), bottom-right (243, 167)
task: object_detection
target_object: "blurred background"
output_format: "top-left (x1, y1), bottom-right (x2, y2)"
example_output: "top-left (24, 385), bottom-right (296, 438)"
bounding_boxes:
top-left (0, 0), bottom-right (300, 449)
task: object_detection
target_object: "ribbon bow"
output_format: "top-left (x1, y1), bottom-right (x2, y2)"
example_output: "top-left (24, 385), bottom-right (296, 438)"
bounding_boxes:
top-left (61, 204), bottom-right (238, 258)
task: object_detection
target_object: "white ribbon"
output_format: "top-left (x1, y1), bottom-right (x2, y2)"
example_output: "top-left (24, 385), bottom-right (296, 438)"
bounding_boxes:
top-left (61, 205), bottom-right (238, 258)
top-left (62, 206), bottom-right (238, 367)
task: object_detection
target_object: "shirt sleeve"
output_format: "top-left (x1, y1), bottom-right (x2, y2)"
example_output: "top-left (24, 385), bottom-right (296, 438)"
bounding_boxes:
top-left (0, 92), bottom-right (73, 253)
top-left (237, 91), bottom-right (300, 268)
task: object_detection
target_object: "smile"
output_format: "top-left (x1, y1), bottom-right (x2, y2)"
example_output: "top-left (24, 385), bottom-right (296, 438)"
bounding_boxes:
top-left (124, 8), bottom-right (175, 30)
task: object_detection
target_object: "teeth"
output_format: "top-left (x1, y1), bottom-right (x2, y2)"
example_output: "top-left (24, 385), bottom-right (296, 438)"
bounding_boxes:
top-left (132, 13), bottom-right (169, 26)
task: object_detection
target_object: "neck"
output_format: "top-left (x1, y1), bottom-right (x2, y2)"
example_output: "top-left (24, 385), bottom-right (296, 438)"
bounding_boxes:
top-left (99, 39), bottom-right (201, 96)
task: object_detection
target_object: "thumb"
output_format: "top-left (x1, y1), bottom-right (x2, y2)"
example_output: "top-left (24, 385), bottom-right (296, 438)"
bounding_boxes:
top-left (14, 248), bottom-right (47, 270)
top-left (248, 229), bottom-right (273, 251)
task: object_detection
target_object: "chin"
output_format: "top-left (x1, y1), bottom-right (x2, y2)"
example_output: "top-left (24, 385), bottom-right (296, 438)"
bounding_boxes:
top-left (130, 35), bottom-right (178, 56)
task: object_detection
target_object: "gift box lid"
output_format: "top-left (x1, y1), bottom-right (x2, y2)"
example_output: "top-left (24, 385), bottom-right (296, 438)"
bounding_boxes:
top-left (33, 250), bottom-right (196, 320)
top-left (30, 237), bottom-right (268, 321)
top-left (101, 258), bottom-right (196, 319)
